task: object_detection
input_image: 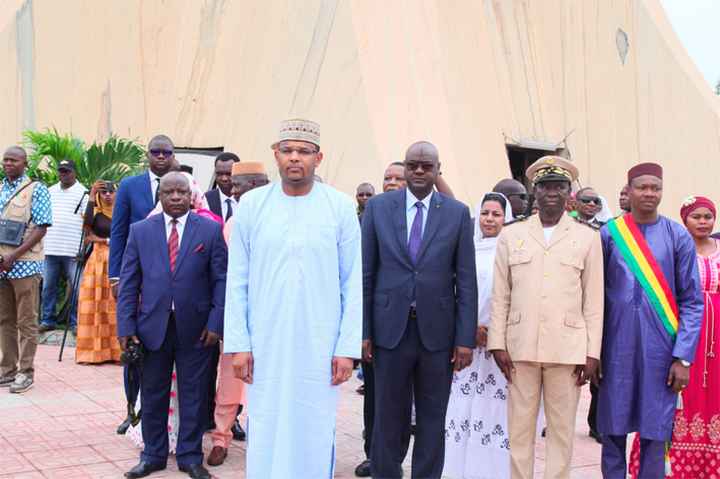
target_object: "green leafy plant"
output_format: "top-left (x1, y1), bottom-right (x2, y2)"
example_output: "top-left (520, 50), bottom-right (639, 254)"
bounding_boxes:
top-left (82, 137), bottom-right (146, 187)
top-left (22, 128), bottom-right (85, 185)
top-left (2, 129), bottom-right (147, 187)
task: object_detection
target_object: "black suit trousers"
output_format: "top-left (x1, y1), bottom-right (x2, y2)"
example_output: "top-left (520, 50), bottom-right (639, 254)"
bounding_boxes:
top-left (140, 317), bottom-right (211, 467)
top-left (362, 360), bottom-right (412, 461)
top-left (207, 343), bottom-right (220, 427)
top-left (362, 360), bottom-right (375, 459)
top-left (371, 318), bottom-right (453, 479)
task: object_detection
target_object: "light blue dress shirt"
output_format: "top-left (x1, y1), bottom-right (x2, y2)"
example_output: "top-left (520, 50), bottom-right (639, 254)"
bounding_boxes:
top-left (406, 189), bottom-right (433, 243)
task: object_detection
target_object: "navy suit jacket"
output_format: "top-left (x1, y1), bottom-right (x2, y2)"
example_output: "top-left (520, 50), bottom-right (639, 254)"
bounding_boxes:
top-left (116, 212), bottom-right (228, 351)
top-left (204, 189), bottom-right (223, 219)
top-left (109, 172), bottom-right (156, 278)
top-left (361, 189), bottom-right (478, 352)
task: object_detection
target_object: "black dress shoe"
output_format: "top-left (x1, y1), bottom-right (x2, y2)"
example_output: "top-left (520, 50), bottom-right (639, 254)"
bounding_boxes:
top-left (179, 464), bottom-right (211, 479)
top-left (355, 459), bottom-right (371, 477)
top-left (232, 420), bottom-right (246, 441)
top-left (124, 461), bottom-right (166, 478)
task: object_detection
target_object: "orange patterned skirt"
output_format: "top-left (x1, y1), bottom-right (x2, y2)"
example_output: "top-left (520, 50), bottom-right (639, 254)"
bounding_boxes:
top-left (75, 242), bottom-right (121, 364)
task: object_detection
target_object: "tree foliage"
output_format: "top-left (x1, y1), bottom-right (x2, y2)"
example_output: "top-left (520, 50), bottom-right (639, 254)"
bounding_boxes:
top-left (0, 129), bottom-right (146, 187)
top-left (81, 137), bottom-right (146, 187)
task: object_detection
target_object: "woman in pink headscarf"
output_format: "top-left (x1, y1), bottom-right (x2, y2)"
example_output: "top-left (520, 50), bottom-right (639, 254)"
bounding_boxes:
top-left (147, 171), bottom-right (222, 223)
top-left (630, 196), bottom-right (720, 478)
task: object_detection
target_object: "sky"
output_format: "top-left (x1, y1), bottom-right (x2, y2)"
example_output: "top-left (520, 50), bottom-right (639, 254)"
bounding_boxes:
top-left (661, 0), bottom-right (720, 90)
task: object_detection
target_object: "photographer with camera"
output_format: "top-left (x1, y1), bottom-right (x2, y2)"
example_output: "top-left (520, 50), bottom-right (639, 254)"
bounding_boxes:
top-left (0, 146), bottom-right (52, 394)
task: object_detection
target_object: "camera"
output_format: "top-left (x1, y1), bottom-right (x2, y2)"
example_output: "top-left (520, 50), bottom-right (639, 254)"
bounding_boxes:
top-left (120, 340), bottom-right (145, 366)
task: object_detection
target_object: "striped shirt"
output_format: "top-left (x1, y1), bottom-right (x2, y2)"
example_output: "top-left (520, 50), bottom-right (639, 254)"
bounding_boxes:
top-left (44, 181), bottom-right (88, 257)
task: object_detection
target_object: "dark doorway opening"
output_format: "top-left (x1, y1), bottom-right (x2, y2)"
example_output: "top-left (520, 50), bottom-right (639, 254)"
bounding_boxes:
top-left (506, 145), bottom-right (570, 187)
top-left (174, 146), bottom-right (224, 190)
top-left (505, 144), bottom-right (570, 216)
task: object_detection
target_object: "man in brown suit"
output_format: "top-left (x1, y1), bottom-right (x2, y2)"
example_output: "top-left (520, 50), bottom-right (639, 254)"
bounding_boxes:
top-left (487, 156), bottom-right (604, 479)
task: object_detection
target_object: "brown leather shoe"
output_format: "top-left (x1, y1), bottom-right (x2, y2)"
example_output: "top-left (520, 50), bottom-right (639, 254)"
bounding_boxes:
top-left (207, 446), bottom-right (227, 467)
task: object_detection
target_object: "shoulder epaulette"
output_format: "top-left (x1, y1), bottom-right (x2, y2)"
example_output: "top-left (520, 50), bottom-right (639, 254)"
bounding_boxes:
top-left (504, 215), bottom-right (530, 227)
top-left (573, 216), bottom-right (601, 230)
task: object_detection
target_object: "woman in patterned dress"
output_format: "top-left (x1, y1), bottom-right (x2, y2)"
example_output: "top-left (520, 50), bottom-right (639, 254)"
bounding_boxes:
top-left (443, 192), bottom-right (513, 479)
top-left (630, 195), bottom-right (720, 478)
top-left (75, 180), bottom-right (122, 364)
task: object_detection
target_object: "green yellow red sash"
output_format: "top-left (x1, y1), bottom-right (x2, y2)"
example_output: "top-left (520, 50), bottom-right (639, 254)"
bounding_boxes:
top-left (607, 214), bottom-right (679, 340)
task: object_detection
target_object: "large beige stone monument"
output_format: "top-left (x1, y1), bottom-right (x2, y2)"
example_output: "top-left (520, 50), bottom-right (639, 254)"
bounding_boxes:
top-left (0, 0), bottom-right (718, 212)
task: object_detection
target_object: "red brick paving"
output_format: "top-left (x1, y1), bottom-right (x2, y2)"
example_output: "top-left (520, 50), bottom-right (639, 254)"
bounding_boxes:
top-left (0, 346), bottom-right (603, 478)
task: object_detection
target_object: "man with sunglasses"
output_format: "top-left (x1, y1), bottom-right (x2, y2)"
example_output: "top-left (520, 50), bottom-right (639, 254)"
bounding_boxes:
top-left (355, 183), bottom-right (375, 221)
top-left (570, 186), bottom-right (606, 445)
top-left (363, 141), bottom-right (477, 479)
top-left (110, 134), bottom-right (175, 434)
top-left (575, 187), bottom-right (605, 229)
top-left (493, 178), bottom-right (529, 219)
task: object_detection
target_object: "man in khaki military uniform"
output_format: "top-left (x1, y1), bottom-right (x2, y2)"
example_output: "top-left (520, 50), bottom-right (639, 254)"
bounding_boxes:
top-left (487, 156), bottom-right (604, 479)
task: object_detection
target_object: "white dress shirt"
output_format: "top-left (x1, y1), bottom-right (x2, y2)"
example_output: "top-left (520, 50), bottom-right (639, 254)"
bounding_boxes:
top-left (218, 189), bottom-right (236, 220)
top-left (163, 211), bottom-right (189, 249)
top-left (406, 189), bottom-right (433, 243)
top-left (148, 170), bottom-right (161, 203)
top-left (163, 211), bottom-right (189, 311)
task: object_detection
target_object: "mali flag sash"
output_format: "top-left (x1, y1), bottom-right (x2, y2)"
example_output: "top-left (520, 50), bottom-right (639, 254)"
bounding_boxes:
top-left (607, 214), bottom-right (679, 340)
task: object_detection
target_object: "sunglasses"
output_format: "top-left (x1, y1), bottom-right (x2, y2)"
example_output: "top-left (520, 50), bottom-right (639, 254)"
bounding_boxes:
top-left (149, 149), bottom-right (174, 157)
top-left (578, 197), bottom-right (601, 205)
top-left (404, 162), bottom-right (435, 172)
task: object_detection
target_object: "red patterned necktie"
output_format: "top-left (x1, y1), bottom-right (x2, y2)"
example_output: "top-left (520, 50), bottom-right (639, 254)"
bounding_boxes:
top-left (168, 219), bottom-right (179, 272)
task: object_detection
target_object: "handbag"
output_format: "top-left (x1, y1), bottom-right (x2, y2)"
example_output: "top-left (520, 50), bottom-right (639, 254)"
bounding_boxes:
top-left (0, 219), bottom-right (26, 247)
top-left (0, 181), bottom-right (36, 247)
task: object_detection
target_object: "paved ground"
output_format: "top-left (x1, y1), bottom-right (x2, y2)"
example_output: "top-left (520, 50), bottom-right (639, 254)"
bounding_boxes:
top-left (0, 345), bottom-right (604, 478)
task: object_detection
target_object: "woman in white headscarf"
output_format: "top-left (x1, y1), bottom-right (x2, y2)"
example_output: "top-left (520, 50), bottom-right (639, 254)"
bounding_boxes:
top-left (443, 192), bottom-right (513, 479)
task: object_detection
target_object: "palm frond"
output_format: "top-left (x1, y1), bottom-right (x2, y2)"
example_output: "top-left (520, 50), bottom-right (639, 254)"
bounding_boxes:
top-left (82, 136), bottom-right (146, 187)
top-left (22, 128), bottom-right (85, 184)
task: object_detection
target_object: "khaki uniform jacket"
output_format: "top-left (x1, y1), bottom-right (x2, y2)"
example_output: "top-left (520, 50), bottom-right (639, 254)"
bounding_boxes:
top-left (487, 214), bottom-right (604, 364)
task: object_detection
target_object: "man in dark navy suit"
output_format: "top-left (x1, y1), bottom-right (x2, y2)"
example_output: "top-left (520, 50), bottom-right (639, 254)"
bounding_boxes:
top-left (204, 152), bottom-right (239, 221)
top-left (362, 141), bottom-right (477, 479)
top-left (110, 134), bottom-right (175, 434)
top-left (117, 172), bottom-right (227, 479)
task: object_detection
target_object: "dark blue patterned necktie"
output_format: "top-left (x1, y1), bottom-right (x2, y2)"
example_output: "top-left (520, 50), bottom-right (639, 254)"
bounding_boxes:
top-left (408, 201), bottom-right (424, 263)
top-left (225, 198), bottom-right (233, 221)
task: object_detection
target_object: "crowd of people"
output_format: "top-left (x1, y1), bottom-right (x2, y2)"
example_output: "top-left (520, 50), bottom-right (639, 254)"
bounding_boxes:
top-left (0, 117), bottom-right (718, 479)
